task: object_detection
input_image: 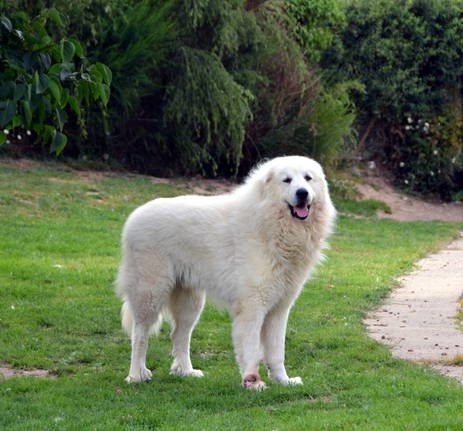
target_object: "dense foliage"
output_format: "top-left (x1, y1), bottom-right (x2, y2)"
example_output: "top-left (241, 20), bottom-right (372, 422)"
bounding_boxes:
top-left (1, 0), bottom-right (353, 177)
top-left (0, 6), bottom-right (111, 155)
top-left (323, 0), bottom-right (463, 198)
top-left (2, 0), bottom-right (462, 198)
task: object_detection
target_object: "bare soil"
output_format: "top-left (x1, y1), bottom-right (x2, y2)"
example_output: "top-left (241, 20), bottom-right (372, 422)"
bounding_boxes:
top-left (0, 362), bottom-right (55, 379)
top-left (356, 168), bottom-right (463, 222)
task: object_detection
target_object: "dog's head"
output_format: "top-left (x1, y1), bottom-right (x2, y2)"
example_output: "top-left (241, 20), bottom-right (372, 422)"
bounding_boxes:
top-left (253, 156), bottom-right (333, 222)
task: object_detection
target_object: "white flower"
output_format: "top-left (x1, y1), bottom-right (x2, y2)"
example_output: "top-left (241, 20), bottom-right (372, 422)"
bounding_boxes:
top-left (399, 162), bottom-right (405, 167)
top-left (433, 150), bottom-right (438, 155)
top-left (26, 130), bottom-right (32, 136)
top-left (17, 134), bottom-right (22, 140)
top-left (404, 179), bottom-right (409, 184)
top-left (405, 125), bottom-right (411, 131)
top-left (430, 171), bottom-right (435, 176)
top-left (407, 117), bottom-right (413, 124)
top-left (3, 129), bottom-right (9, 135)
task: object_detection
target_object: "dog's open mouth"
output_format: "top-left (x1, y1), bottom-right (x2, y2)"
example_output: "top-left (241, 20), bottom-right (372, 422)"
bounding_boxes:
top-left (288, 204), bottom-right (310, 220)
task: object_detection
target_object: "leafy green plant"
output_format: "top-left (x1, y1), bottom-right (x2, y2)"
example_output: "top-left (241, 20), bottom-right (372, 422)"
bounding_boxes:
top-left (243, 2), bottom-right (355, 174)
top-left (164, 47), bottom-right (254, 176)
top-left (0, 8), bottom-right (111, 154)
top-left (287, 0), bottom-right (345, 63)
top-left (323, 0), bottom-right (463, 198)
top-left (393, 112), bottom-right (463, 198)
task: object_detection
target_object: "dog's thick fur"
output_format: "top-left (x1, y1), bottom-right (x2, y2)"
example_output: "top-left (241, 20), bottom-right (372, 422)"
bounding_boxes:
top-left (116, 156), bottom-right (336, 389)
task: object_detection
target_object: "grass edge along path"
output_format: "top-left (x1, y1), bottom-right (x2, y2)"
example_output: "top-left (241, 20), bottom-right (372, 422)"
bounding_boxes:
top-left (0, 160), bottom-right (462, 430)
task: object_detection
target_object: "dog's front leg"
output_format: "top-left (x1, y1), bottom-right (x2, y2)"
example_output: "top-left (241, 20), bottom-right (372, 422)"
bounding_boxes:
top-left (261, 302), bottom-right (303, 386)
top-left (232, 307), bottom-right (267, 390)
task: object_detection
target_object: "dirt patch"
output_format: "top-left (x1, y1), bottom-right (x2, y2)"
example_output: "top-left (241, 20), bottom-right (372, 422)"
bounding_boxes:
top-left (0, 362), bottom-right (55, 379)
top-left (356, 168), bottom-right (463, 222)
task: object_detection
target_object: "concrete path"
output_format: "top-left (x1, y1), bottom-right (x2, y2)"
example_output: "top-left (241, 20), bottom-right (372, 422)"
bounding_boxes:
top-left (365, 233), bottom-right (463, 384)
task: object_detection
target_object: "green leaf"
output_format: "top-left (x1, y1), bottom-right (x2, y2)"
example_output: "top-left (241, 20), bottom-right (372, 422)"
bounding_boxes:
top-left (22, 100), bottom-right (32, 127)
top-left (46, 8), bottom-right (65, 27)
top-left (13, 84), bottom-right (26, 101)
top-left (67, 95), bottom-right (81, 119)
top-left (77, 81), bottom-right (90, 105)
top-left (70, 37), bottom-right (84, 58)
top-left (11, 114), bottom-right (21, 128)
top-left (99, 84), bottom-right (110, 106)
top-left (0, 132), bottom-right (6, 145)
top-left (38, 53), bottom-right (52, 70)
top-left (0, 100), bottom-right (16, 128)
top-left (34, 72), bottom-right (49, 94)
top-left (48, 78), bottom-right (62, 104)
top-left (55, 108), bottom-right (67, 131)
top-left (60, 88), bottom-right (69, 107)
top-left (50, 130), bottom-right (67, 155)
top-left (49, 64), bottom-right (61, 75)
top-left (59, 63), bottom-right (75, 81)
top-left (60, 40), bottom-right (75, 63)
top-left (95, 63), bottom-right (112, 85)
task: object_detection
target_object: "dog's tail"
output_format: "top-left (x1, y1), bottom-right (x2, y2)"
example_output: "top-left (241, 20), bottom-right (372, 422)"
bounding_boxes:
top-left (121, 301), bottom-right (163, 338)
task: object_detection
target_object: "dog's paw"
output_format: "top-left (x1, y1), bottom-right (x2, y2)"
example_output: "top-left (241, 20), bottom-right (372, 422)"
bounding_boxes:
top-left (243, 374), bottom-right (267, 391)
top-left (125, 367), bottom-right (152, 384)
top-left (285, 376), bottom-right (303, 386)
top-left (270, 373), bottom-right (303, 386)
top-left (170, 365), bottom-right (204, 378)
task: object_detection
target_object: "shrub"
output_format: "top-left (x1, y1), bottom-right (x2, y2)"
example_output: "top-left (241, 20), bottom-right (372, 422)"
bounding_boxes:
top-left (286, 0), bottom-right (345, 63)
top-left (0, 8), bottom-right (111, 155)
top-left (2, 1), bottom-right (357, 178)
top-left (323, 0), bottom-right (463, 198)
top-left (243, 0), bottom-right (355, 174)
top-left (163, 47), bottom-right (254, 176)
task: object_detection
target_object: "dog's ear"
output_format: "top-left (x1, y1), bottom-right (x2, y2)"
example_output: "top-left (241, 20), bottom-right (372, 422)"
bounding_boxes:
top-left (264, 170), bottom-right (273, 185)
top-left (258, 170), bottom-right (273, 197)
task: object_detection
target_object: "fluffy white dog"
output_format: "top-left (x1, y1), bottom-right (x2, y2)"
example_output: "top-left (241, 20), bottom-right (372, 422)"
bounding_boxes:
top-left (116, 156), bottom-right (336, 390)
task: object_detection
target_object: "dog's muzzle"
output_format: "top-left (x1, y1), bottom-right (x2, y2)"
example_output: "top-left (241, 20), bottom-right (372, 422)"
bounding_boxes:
top-left (288, 188), bottom-right (311, 220)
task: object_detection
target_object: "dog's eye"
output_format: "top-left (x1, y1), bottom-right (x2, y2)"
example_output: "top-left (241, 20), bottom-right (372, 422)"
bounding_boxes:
top-left (304, 174), bottom-right (312, 182)
top-left (283, 177), bottom-right (292, 184)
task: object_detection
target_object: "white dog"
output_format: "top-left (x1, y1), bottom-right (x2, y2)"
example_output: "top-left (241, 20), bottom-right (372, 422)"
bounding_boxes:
top-left (116, 156), bottom-right (336, 390)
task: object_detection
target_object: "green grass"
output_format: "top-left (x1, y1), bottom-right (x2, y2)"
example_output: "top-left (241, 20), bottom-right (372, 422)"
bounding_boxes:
top-left (1, 159), bottom-right (463, 430)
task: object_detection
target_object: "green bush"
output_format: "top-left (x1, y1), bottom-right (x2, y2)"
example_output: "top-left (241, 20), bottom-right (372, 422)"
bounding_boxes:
top-left (164, 47), bottom-right (253, 176)
top-left (0, 8), bottom-right (111, 154)
top-left (287, 0), bottom-right (345, 63)
top-left (323, 0), bottom-right (463, 198)
top-left (243, 1), bottom-right (354, 174)
top-left (2, 1), bottom-right (356, 178)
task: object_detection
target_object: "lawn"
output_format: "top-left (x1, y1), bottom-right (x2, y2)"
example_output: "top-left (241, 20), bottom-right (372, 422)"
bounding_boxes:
top-left (1, 159), bottom-right (462, 430)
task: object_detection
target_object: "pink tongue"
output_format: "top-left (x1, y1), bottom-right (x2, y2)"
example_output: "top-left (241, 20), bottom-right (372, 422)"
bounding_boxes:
top-left (294, 206), bottom-right (308, 218)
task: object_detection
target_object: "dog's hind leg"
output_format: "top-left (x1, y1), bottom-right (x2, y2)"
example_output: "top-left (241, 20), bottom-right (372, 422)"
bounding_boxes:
top-left (125, 312), bottom-right (157, 384)
top-left (168, 287), bottom-right (206, 377)
top-left (119, 251), bottom-right (173, 384)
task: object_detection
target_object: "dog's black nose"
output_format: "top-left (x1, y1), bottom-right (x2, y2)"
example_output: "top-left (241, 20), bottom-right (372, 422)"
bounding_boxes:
top-left (296, 188), bottom-right (309, 201)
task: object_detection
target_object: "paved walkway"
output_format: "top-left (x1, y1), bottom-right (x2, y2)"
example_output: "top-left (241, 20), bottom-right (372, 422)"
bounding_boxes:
top-left (365, 233), bottom-right (463, 384)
